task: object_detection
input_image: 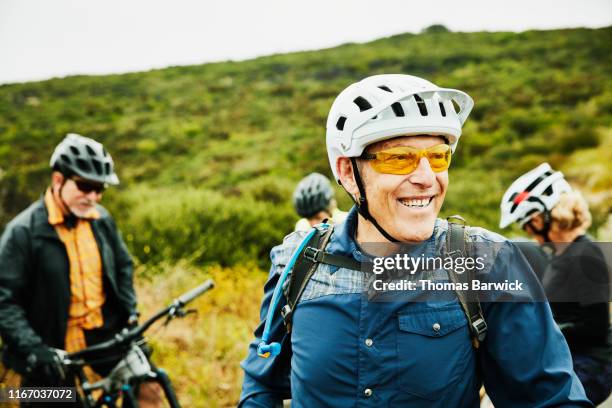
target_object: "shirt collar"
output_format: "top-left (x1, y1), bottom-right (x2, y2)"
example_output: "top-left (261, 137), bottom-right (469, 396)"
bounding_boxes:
top-left (326, 205), bottom-right (360, 259)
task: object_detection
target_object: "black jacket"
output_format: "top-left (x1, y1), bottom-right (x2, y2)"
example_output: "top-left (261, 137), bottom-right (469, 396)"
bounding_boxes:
top-left (544, 235), bottom-right (610, 353)
top-left (0, 197), bottom-right (137, 372)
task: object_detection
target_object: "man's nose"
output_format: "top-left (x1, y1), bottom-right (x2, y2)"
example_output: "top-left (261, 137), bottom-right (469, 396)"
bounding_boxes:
top-left (407, 157), bottom-right (436, 188)
top-left (85, 190), bottom-right (102, 201)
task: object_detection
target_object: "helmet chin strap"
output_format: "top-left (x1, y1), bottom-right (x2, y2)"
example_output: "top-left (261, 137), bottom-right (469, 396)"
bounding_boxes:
top-left (349, 158), bottom-right (400, 243)
top-left (525, 198), bottom-right (553, 244)
top-left (525, 210), bottom-right (553, 246)
top-left (55, 176), bottom-right (78, 220)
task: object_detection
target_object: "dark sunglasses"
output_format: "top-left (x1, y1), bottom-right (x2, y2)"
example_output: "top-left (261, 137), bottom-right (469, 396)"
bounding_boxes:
top-left (71, 177), bottom-right (106, 194)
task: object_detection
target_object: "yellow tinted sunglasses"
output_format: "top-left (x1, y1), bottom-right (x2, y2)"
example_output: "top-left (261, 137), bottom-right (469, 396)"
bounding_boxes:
top-left (359, 144), bottom-right (452, 175)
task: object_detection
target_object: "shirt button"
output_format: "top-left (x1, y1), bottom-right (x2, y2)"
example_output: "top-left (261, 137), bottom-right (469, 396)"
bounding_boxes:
top-left (365, 338), bottom-right (373, 347)
top-left (364, 388), bottom-right (373, 397)
top-left (432, 323), bottom-right (441, 332)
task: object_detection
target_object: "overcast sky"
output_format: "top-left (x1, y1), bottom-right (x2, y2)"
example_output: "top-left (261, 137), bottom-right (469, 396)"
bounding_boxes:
top-left (0, 0), bottom-right (610, 85)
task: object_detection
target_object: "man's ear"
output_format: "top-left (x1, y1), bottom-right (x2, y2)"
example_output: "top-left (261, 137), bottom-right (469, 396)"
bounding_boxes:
top-left (337, 157), bottom-right (360, 198)
top-left (50, 171), bottom-right (64, 189)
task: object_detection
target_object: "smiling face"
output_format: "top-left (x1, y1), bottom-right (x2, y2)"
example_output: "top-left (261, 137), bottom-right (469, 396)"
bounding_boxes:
top-left (338, 135), bottom-right (449, 243)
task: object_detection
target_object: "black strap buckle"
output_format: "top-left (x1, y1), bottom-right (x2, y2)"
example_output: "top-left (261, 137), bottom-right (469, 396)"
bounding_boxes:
top-left (304, 247), bottom-right (322, 262)
top-left (281, 304), bottom-right (293, 333)
top-left (281, 304), bottom-right (293, 326)
top-left (471, 316), bottom-right (488, 341)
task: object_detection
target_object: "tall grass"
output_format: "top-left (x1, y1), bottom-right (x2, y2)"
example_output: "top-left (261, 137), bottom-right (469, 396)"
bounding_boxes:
top-left (0, 261), bottom-right (267, 408)
top-left (134, 261), bottom-right (267, 407)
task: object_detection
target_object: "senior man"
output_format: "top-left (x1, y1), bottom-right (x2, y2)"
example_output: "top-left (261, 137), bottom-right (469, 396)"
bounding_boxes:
top-left (0, 134), bottom-right (162, 407)
top-left (239, 75), bottom-right (590, 407)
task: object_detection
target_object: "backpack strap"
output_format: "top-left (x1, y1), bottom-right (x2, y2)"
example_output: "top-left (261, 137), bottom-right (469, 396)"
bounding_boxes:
top-left (302, 246), bottom-right (362, 272)
top-left (281, 225), bottom-right (335, 332)
top-left (445, 215), bottom-right (488, 348)
top-left (281, 225), bottom-right (364, 333)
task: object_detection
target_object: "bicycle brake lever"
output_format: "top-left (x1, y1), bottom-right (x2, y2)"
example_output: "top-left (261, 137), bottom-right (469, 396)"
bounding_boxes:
top-left (163, 313), bottom-right (176, 327)
top-left (175, 308), bottom-right (197, 318)
top-left (51, 348), bottom-right (68, 380)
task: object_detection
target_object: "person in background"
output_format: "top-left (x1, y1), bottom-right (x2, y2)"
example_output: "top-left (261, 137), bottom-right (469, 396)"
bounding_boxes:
top-left (0, 133), bottom-right (162, 407)
top-left (500, 162), bottom-right (611, 405)
top-left (293, 172), bottom-right (346, 231)
top-left (510, 238), bottom-right (550, 281)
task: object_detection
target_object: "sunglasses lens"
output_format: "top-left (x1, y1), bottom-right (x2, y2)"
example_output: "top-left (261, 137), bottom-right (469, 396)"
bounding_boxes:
top-left (74, 179), bottom-right (105, 194)
top-left (368, 147), bottom-right (418, 175)
top-left (426, 144), bottom-right (451, 172)
top-left (368, 144), bottom-right (451, 175)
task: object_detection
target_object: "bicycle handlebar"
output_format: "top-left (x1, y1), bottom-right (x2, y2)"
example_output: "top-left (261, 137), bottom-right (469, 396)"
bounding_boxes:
top-left (177, 279), bottom-right (215, 306)
top-left (64, 279), bottom-right (214, 362)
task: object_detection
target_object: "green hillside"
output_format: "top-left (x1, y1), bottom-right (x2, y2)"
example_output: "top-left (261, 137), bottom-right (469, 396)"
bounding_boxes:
top-left (1, 26), bottom-right (611, 405)
top-left (2, 27), bottom-right (612, 264)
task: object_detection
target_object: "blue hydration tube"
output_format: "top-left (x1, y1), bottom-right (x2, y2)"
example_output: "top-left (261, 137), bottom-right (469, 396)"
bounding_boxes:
top-left (257, 224), bottom-right (327, 358)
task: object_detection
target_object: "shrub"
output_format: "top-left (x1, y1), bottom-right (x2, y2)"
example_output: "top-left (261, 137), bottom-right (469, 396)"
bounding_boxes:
top-left (116, 186), bottom-right (295, 270)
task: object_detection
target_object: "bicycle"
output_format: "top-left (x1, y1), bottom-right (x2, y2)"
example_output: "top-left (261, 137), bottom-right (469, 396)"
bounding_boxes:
top-left (55, 279), bottom-right (214, 408)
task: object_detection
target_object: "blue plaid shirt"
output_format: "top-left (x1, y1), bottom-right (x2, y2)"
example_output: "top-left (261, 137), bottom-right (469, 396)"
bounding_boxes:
top-left (239, 206), bottom-right (591, 407)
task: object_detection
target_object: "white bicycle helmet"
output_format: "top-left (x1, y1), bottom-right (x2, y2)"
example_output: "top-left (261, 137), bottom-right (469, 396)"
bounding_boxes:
top-left (499, 163), bottom-right (572, 229)
top-left (326, 74), bottom-right (474, 181)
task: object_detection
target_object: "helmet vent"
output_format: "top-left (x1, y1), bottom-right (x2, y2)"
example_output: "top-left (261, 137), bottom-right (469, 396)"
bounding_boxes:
top-left (439, 102), bottom-right (447, 117)
top-left (60, 154), bottom-right (72, 165)
top-left (102, 147), bottom-right (108, 157)
top-left (378, 85), bottom-right (392, 92)
top-left (391, 102), bottom-right (405, 117)
top-left (104, 162), bottom-right (111, 175)
top-left (542, 185), bottom-right (553, 196)
top-left (76, 158), bottom-right (91, 172)
top-left (85, 145), bottom-right (96, 156)
top-left (451, 100), bottom-right (460, 113)
top-left (69, 146), bottom-right (80, 156)
top-left (336, 116), bottom-right (347, 131)
top-left (92, 159), bottom-right (103, 175)
top-left (525, 176), bottom-right (545, 194)
top-left (414, 95), bottom-right (428, 116)
top-left (353, 96), bottom-right (372, 112)
top-left (524, 171), bottom-right (553, 194)
top-left (510, 173), bottom-right (553, 213)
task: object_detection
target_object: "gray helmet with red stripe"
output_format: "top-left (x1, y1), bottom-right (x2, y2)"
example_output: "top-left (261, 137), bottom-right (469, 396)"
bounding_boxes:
top-left (499, 163), bottom-right (572, 228)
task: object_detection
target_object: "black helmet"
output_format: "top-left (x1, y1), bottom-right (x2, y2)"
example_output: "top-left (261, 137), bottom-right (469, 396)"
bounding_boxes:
top-left (293, 173), bottom-right (334, 218)
top-left (50, 133), bottom-right (119, 185)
